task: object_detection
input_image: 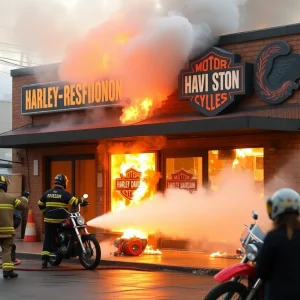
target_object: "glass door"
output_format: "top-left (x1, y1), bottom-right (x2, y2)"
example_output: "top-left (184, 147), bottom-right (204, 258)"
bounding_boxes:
top-left (46, 154), bottom-right (96, 233)
top-left (159, 149), bottom-right (208, 250)
top-left (162, 149), bottom-right (208, 192)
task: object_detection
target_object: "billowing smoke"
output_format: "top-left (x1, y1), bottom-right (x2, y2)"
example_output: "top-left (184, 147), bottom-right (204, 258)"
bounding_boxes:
top-left (57, 0), bottom-right (247, 123)
top-left (88, 169), bottom-right (271, 253)
top-left (2, 0), bottom-right (246, 124)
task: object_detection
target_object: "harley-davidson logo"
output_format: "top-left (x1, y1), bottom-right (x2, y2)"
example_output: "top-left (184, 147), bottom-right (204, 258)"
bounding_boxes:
top-left (115, 168), bottom-right (142, 201)
top-left (178, 47), bottom-right (253, 117)
top-left (166, 169), bottom-right (197, 192)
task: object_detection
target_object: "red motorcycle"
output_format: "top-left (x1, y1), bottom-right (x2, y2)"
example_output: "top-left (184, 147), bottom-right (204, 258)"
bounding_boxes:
top-left (204, 211), bottom-right (266, 300)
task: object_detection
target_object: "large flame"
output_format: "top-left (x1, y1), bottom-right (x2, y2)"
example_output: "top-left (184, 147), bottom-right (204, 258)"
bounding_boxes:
top-left (110, 152), bottom-right (161, 245)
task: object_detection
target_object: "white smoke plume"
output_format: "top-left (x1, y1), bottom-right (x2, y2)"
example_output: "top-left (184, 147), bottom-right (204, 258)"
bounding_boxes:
top-left (88, 169), bottom-right (272, 253)
top-left (87, 152), bottom-right (300, 253)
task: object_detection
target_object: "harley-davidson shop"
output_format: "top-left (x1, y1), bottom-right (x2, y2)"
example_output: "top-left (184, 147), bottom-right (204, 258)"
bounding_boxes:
top-left (2, 24), bottom-right (300, 252)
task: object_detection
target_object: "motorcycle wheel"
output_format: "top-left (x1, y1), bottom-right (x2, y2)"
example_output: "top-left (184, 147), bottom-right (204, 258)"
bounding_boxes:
top-left (48, 256), bottom-right (63, 267)
top-left (79, 235), bottom-right (101, 270)
top-left (204, 281), bottom-right (248, 300)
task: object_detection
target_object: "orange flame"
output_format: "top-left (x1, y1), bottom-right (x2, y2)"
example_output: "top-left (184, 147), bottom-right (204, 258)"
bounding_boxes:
top-left (210, 251), bottom-right (227, 258)
top-left (110, 152), bottom-right (161, 244)
top-left (120, 98), bottom-right (153, 124)
top-left (232, 148), bottom-right (253, 170)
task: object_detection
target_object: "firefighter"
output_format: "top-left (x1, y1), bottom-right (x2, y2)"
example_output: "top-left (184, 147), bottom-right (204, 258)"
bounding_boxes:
top-left (11, 209), bottom-right (22, 262)
top-left (38, 174), bottom-right (89, 268)
top-left (0, 175), bottom-right (29, 279)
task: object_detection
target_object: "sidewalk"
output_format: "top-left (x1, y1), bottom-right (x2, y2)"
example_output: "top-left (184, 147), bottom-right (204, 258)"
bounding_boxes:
top-left (13, 239), bottom-right (241, 275)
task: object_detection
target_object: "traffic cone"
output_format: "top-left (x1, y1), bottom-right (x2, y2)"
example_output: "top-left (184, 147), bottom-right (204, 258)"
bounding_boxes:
top-left (24, 210), bottom-right (37, 242)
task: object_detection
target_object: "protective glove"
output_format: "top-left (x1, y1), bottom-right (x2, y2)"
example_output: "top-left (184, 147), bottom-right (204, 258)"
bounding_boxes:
top-left (22, 191), bottom-right (30, 198)
top-left (81, 199), bottom-right (89, 207)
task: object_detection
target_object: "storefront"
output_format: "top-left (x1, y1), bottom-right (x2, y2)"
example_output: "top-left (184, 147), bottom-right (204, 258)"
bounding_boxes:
top-left (1, 24), bottom-right (300, 249)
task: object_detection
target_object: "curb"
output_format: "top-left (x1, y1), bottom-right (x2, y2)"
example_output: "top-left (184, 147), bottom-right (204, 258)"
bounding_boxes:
top-left (16, 252), bottom-right (221, 276)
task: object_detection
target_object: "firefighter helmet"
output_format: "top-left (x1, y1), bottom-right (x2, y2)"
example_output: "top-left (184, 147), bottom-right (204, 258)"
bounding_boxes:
top-left (54, 174), bottom-right (69, 189)
top-left (266, 188), bottom-right (300, 220)
top-left (0, 175), bottom-right (8, 193)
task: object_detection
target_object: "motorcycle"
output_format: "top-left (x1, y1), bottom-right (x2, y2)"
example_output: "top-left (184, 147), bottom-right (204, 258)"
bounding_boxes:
top-left (204, 211), bottom-right (266, 300)
top-left (48, 194), bottom-right (101, 270)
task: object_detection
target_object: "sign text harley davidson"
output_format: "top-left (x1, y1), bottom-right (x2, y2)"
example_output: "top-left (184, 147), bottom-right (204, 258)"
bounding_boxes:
top-left (166, 169), bottom-right (197, 192)
top-left (115, 168), bottom-right (142, 201)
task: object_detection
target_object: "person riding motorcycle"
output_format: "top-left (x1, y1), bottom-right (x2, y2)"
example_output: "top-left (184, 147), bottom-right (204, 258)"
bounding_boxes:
top-left (0, 175), bottom-right (29, 279)
top-left (256, 188), bottom-right (300, 300)
top-left (38, 174), bottom-right (89, 268)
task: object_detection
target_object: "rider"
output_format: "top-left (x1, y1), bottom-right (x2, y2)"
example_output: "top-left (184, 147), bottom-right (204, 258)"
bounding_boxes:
top-left (256, 188), bottom-right (300, 300)
top-left (38, 174), bottom-right (89, 268)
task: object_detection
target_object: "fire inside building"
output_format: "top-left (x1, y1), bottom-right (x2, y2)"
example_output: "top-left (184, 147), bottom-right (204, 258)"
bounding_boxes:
top-left (1, 24), bottom-right (300, 256)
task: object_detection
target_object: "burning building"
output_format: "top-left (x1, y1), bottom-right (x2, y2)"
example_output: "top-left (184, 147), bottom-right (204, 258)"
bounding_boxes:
top-left (2, 22), bottom-right (300, 254)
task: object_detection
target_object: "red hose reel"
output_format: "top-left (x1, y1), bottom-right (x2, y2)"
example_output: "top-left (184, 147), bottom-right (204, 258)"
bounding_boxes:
top-left (114, 237), bottom-right (148, 257)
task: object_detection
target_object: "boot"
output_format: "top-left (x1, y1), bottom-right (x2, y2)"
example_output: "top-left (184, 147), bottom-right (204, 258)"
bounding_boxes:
top-left (42, 260), bottom-right (48, 269)
top-left (3, 271), bottom-right (18, 279)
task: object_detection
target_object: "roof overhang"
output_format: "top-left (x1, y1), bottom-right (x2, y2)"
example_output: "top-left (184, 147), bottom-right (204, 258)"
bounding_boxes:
top-left (0, 116), bottom-right (299, 149)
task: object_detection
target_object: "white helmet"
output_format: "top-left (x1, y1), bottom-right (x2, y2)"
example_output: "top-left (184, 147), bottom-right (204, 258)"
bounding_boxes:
top-left (267, 188), bottom-right (300, 220)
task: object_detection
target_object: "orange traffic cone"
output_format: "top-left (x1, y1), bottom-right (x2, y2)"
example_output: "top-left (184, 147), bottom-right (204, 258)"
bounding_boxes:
top-left (24, 210), bottom-right (37, 242)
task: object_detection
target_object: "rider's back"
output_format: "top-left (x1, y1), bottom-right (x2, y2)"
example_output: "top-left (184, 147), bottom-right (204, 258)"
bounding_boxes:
top-left (40, 186), bottom-right (73, 222)
top-left (257, 226), bottom-right (300, 300)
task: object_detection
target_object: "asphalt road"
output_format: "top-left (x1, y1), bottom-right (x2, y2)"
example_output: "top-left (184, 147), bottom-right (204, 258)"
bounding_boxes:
top-left (0, 267), bottom-right (218, 300)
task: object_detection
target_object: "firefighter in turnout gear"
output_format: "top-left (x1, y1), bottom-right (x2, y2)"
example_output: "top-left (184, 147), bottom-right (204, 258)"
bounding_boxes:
top-left (38, 174), bottom-right (89, 268)
top-left (0, 176), bottom-right (29, 279)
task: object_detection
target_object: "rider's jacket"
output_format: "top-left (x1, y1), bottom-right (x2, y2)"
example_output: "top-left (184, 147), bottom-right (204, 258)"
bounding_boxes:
top-left (38, 186), bottom-right (80, 223)
top-left (256, 226), bottom-right (300, 300)
top-left (0, 190), bottom-right (28, 237)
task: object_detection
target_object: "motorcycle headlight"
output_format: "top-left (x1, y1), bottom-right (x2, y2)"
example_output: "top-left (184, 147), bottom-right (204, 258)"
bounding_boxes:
top-left (76, 216), bottom-right (85, 226)
top-left (245, 243), bottom-right (259, 261)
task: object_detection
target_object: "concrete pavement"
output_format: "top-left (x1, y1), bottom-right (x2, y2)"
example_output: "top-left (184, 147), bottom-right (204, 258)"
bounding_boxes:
top-left (0, 266), bottom-right (218, 300)
top-left (13, 239), bottom-right (241, 275)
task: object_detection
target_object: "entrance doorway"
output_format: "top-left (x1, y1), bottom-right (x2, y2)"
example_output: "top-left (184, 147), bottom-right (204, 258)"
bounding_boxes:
top-left (46, 154), bottom-right (96, 233)
top-left (159, 149), bottom-right (208, 250)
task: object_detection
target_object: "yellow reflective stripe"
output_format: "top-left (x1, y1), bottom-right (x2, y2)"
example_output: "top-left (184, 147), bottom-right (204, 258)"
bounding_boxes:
top-left (0, 176), bottom-right (6, 182)
top-left (44, 218), bottom-right (65, 223)
top-left (14, 199), bottom-right (21, 207)
top-left (69, 197), bottom-right (78, 206)
top-left (38, 200), bottom-right (45, 206)
top-left (46, 202), bottom-right (68, 208)
top-left (0, 204), bottom-right (13, 209)
top-left (41, 251), bottom-right (50, 256)
top-left (2, 263), bottom-right (14, 269)
top-left (0, 227), bottom-right (14, 232)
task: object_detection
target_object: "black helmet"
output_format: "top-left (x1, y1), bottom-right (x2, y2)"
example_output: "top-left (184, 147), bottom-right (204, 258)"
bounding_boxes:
top-left (54, 174), bottom-right (69, 189)
top-left (0, 175), bottom-right (8, 192)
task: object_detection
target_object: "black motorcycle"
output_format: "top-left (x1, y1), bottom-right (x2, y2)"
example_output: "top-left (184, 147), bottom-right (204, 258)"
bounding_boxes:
top-left (48, 194), bottom-right (101, 270)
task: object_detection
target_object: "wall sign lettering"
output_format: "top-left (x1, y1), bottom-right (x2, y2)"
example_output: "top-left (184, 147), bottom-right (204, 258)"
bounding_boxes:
top-left (21, 79), bottom-right (122, 115)
top-left (178, 47), bottom-right (253, 117)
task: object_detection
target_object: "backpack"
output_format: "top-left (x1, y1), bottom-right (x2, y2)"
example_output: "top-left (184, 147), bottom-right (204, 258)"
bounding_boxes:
top-left (13, 210), bottom-right (22, 229)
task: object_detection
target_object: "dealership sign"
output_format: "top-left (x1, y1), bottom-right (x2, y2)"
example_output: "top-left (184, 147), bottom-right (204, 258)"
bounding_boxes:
top-left (178, 47), bottom-right (253, 117)
top-left (166, 169), bottom-right (197, 192)
top-left (115, 168), bottom-right (142, 201)
top-left (21, 79), bottom-right (122, 115)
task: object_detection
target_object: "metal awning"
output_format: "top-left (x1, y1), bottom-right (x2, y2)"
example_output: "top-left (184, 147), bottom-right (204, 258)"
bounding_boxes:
top-left (0, 115), bottom-right (299, 148)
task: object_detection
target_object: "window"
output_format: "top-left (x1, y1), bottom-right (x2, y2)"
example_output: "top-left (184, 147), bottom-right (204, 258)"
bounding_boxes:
top-left (208, 148), bottom-right (264, 196)
top-left (110, 153), bottom-right (157, 213)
